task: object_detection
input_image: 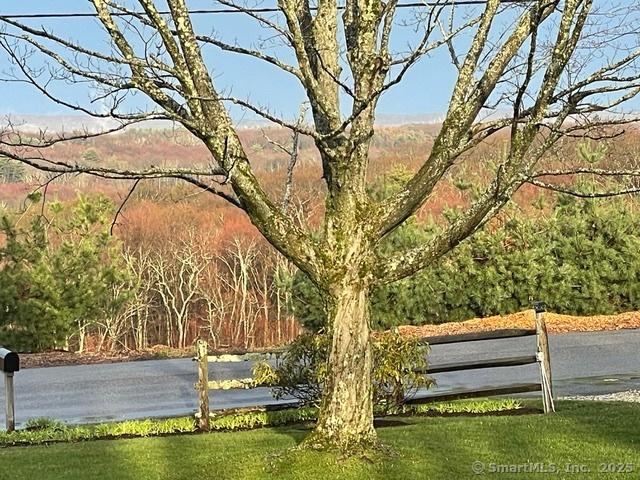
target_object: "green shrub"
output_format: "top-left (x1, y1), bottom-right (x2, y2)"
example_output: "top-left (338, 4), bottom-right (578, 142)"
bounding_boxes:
top-left (209, 407), bottom-right (317, 431)
top-left (253, 331), bottom-right (432, 413)
top-left (24, 417), bottom-right (68, 432)
top-left (0, 417), bottom-right (196, 447)
top-left (92, 417), bottom-right (195, 437)
top-left (402, 398), bottom-right (522, 415)
top-left (0, 411), bottom-right (312, 446)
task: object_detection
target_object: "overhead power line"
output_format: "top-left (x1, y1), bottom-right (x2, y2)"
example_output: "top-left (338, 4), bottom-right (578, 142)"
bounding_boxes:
top-left (0, 1), bottom-right (532, 19)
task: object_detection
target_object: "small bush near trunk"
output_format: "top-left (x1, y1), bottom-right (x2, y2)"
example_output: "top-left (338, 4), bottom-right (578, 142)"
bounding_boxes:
top-left (253, 331), bottom-right (432, 413)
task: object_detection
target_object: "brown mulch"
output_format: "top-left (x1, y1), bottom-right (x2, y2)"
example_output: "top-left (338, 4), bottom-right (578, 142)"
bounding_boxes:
top-left (398, 309), bottom-right (640, 339)
top-left (17, 310), bottom-right (640, 369)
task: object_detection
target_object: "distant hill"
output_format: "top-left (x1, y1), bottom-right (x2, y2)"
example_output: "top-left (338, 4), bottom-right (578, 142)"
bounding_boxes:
top-left (1, 114), bottom-right (174, 133)
top-left (1, 112), bottom-right (453, 133)
top-left (375, 113), bottom-right (446, 125)
top-left (9, 108), bottom-right (629, 133)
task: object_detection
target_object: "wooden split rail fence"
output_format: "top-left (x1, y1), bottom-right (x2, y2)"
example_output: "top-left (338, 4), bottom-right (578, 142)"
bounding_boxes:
top-left (194, 303), bottom-right (554, 431)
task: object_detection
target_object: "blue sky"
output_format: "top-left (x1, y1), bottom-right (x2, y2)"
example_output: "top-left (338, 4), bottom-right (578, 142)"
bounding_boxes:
top-left (0, 1), bottom-right (637, 122)
top-left (0, 0), bottom-right (473, 120)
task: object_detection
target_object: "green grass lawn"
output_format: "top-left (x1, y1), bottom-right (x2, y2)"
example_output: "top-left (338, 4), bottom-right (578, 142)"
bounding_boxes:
top-left (1, 401), bottom-right (638, 480)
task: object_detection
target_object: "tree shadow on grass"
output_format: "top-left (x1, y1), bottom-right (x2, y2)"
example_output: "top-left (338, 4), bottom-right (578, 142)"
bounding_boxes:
top-left (212, 410), bottom-right (539, 480)
top-left (152, 426), bottom-right (307, 480)
top-left (256, 414), bottom-right (492, 480)
top-left (36, 412), bottom-right (301, 480)
top-left (4, 436), bottom-right (175, 480)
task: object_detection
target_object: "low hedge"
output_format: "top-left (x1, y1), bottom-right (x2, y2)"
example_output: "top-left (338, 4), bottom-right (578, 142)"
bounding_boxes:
top-left (0, 399), bottom-right (522, 447)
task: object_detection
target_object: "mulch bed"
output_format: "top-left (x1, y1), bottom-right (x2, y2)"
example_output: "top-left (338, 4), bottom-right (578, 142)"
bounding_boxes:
top-left (398, 309), bottom-right (640, 339)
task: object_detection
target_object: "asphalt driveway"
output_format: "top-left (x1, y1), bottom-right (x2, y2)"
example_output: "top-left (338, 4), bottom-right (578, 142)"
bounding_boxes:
top-left (1, 329), bottom-right (638, 426)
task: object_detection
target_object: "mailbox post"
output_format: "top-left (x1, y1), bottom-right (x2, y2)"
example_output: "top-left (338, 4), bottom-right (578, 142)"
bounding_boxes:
top-left (0, 348), bottom-right (19, 432)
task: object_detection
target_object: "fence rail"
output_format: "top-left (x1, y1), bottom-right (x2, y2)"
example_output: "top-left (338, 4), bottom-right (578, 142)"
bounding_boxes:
top-left (194, 306), bottom-right (555, 431)
top-left (419, 328), bottom-right (537, 346)
top-left (420, 354), bottom-right (538, 374)
top-left (406, 383), bottom-right (543, 404)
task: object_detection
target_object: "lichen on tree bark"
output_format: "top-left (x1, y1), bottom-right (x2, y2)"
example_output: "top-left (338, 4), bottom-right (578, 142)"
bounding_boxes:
top-left (303, 282), bottom-right (377, 450)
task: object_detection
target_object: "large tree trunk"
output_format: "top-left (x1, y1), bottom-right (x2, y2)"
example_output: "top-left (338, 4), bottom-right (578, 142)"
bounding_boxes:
top-left (303, 281), bottom-right (377, 451)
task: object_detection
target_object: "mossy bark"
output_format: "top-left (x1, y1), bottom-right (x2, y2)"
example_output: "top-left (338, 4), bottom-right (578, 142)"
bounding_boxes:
top-left (302, 282), bottom-right (377, 451)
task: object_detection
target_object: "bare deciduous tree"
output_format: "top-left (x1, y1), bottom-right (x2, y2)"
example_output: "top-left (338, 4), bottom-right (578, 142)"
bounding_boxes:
top-left (1, 0), bottom-right (640, 450)
top-left (199, 238), bottom-right (300, 349)
top-left (149, 234), bottom-right (211, 349)
top-left (113, 248), bottom-right (155, 351)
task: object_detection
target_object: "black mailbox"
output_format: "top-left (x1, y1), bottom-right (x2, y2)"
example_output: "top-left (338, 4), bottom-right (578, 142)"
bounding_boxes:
top-left (0, 348), bottom-right (19, 373)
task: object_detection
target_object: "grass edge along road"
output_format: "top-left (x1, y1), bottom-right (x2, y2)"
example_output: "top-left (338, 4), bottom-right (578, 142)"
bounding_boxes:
top-left (0, 401), bottom-right (638, 480)
top-left (0, 399), bottom-right (522, 447)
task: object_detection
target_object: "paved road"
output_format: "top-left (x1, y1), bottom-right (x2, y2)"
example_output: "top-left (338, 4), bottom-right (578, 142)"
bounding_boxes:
top-left (1, 329), bottom-right (638, 427)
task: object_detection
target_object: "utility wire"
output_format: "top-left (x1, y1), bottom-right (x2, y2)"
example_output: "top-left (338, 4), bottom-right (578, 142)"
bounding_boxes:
top-left (0, 0), bottom-right (533, 19)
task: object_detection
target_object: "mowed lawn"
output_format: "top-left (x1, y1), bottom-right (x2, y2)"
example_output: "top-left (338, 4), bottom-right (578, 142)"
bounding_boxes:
top-left (1, 402), bottom-right (638, 480)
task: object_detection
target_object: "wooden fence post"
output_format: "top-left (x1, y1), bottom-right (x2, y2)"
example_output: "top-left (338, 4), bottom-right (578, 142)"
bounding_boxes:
top-left (533, 302), bottom-right (555, 413)
top-left (4, 372), bottom-right (15, 432)
top-left (195, 339), bottom-right (210, 431)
